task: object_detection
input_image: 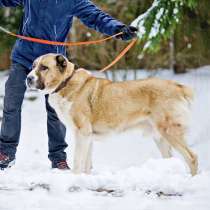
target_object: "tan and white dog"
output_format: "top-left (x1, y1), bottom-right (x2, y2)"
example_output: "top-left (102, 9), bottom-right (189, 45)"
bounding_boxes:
top-left (26, 53), bottom-right (198, 175)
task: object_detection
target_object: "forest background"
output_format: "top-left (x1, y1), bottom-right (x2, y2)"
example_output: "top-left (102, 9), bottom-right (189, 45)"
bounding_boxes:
top-left (0, 0), bottom-right (209, 73)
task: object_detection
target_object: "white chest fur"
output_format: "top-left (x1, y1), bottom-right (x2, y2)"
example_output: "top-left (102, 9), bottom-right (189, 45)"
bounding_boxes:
top-left (48, 94), bottom-right (74, 128)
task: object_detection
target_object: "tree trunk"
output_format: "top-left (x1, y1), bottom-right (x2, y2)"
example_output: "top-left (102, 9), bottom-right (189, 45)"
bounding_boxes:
top-left (169, 34), bottom-right (176, 71)
top-left (171, 33), bottom-right (187, 74)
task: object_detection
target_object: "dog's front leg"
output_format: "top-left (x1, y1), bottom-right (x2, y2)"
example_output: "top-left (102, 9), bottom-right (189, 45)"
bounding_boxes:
top-left (85, 141), bottom-right (93, 174)
top-left (73, 135), bottom-right (83, 174)
top-left (73, 134), bottom-right (92, 174)
top-left (73, 119), bottom-right (93, 174)
top-left (74, 136), bottom-right (92, 174)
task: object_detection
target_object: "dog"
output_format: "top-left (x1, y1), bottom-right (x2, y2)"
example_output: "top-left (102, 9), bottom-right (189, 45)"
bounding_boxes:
top-left (26, 53), bottom-right (198, 175)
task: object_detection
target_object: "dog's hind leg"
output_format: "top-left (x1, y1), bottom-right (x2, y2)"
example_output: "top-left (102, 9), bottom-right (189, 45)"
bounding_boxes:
top-left (155, 119), bottom-right (198, 176)
top-left (154, 137), bottom-right (172, 158)
top-left (171, 140), bottom-right (198, 176)
top-left (151, 121), bottom-right (172, 158)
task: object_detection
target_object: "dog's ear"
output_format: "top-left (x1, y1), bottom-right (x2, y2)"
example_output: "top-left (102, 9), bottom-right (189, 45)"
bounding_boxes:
top-left (56, 55), bottom-right (67, 72)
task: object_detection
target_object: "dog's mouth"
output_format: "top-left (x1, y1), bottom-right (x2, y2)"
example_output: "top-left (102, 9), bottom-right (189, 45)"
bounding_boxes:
top-left (36, 80), bottom-right (45, 90)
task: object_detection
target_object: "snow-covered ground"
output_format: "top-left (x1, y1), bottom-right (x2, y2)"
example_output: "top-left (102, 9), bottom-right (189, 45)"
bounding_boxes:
top-left (0, 67), bottom-right (210, 210)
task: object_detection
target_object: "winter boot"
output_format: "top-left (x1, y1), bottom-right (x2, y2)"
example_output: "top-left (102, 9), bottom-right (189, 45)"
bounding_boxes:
top-left (0, 152), bottom-right (15, 170)
top-left (52, 160), bottom-right (70, 170)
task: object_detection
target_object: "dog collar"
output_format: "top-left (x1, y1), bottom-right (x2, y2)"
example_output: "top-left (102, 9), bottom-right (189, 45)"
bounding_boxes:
top-left (52, 70), bottom-right (76, 94)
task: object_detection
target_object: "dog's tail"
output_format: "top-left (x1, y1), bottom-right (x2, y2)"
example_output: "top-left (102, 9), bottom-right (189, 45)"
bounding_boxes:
top-left (171, 84), bottom-right (194, 128)
top-left (177, 84), bottom-right (194, 104)
top-left (183, 86), bottom-right (194, 103)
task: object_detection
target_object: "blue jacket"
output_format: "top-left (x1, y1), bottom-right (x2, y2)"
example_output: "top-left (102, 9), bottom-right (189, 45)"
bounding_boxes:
top-left (0, 0), bottom-right (124, 69)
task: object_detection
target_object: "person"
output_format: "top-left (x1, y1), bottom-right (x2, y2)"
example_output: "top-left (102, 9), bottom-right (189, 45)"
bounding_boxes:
top-left (0, 0), bottom-right (137, 170)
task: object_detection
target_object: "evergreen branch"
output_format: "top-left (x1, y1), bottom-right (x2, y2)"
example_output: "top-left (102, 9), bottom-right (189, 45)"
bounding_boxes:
top-left (132, 0), bottom-right (198, 53)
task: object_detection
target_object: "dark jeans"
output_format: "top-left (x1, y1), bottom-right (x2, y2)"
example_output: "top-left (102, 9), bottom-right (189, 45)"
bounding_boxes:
top-left (0, 62), bottom-right (68, 163)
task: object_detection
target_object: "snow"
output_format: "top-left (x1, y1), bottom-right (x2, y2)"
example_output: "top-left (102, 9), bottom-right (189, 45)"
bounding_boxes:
top-left (147, 8), bottom-right (164, 39)
top-left (131, 13), bottom-right (146, 38)
top-left (131, 0), bottom-right (181, 50)
top-left (1, 67), bottom-right (210, 210)
top-left (131, 0), bottom-right (162, 39)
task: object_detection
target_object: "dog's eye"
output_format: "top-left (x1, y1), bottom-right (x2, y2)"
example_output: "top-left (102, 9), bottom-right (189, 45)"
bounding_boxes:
top-left (40, 65), bottom-right (48, 71)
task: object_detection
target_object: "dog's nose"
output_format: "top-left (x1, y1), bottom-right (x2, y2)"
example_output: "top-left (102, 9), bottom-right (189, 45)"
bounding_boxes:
top-left (26, 76), bottom-right (34, 87)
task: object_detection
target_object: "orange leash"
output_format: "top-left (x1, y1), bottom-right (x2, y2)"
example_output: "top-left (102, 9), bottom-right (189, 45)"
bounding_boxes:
top-left (0, 26), bottom-right (137, 72)
top-left (0, 26), bottom-right (123, 46)
top-left (10, 31), bottom-right (124, 46)
top-left (100, 38), bottom-right (137, 72)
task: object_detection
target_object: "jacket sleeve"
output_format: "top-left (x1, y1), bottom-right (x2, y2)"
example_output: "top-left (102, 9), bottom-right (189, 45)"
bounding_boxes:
top-left (0, 0), bottom-right (23, 7)
top-left (72, 0), bottom-right (125, 36)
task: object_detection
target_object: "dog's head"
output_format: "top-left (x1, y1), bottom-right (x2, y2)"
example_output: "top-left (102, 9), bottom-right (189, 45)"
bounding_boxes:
top-left (26, 53), bottom-right (75, 94)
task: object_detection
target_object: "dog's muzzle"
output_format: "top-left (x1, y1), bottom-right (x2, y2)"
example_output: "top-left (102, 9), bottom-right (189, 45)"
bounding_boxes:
top-left (26, 75), bottom-right (35, 88)
top-left (26, 74), bottom-right (45, 90)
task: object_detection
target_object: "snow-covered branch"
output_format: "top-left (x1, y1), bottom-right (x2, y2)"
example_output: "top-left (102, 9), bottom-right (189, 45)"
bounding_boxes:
top-left (131, 0), bottom-right (197, 52)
